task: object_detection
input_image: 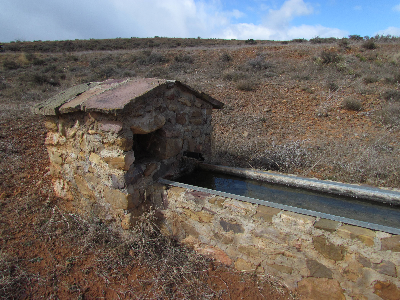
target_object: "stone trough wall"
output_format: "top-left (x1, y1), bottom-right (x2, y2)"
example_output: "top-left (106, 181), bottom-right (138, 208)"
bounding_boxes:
top-left (44, 84), bottom-right (213, 229)
top-left (159, 186), bottom-right (400, 299)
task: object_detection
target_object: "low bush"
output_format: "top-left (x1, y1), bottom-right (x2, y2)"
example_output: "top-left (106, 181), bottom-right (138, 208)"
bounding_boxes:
top-left (247, 56), bottom-right (273, 71)
top-left (174, 54), bottom-right (194, 64)
top-left (363, 76), bottom-right (379, 84)
top-left (236, 80), bottom-right (255, 91)
top-left (342, 97), bottom-right (363, 111)
top-left (362, 40), bottom-right (377, 50)
top-left (220, 53), bottom-right (232, 63)
top-left (383, 90), bottom-right (400, 102)
top-left (3, 60), bottom-right (21, 70)
top-left (377, 103), bottom-right (400, 126)
top-left (320, 50), bottom-right (341, 64)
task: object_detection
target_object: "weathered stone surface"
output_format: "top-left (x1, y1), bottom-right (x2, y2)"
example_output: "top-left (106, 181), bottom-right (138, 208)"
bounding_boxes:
top-left (144, 163), bottom-right (158, 176)
top-left (381, 235), bottom-right (400, 252)
top-left (374, 281), bottom-right (400, 300)
top-left (121, 213), bottom-right (132, 230)
top-left (279, 211), bottom-right (315, 229)
top-left (223, 199), bottom-right (255, 215)
top-left (208, 197), bottom-right (225, 208)
top-left (313, 235), bottom-right (346, 261)
top-left (114, 137), bottom-right (133, 151)
top-left (314, 219), bottom-right (339, 232)
top-left (103, 151), bottom-right (135, 170)
top-left (297, 278), bottom-right (345, 300)
top-left (176, 113), bottom-right (187, 125)
top-left (99, 120), bottom-right (123, 133)
top-left (267, 263), bottom-right (293, 274)
top-left (168, 187), bottom-right (186, 199)
top-left (45, 132), bottom-right (66, 145)
top-left (357, 255), bottom-right (372, 268)
top-left (342, 260), bottom-right (363, 281)
top-left (130, 114), bottom-right (166, 134)
top-left (89, 152), bottom-right (104, 165)
top-left (53, 178), bottom-right (73, 200)
top-left (337, 225), bottom-right (376, 246)
top-left (74, 175), bottom-right (95, 199)
top-left (184, 209), bottom-right (214, 223)
top-left (254, 205), bottom-right (281, 222)
top-left (48, 148), bottom-right (63, 165)
top-left (373, 261), bottom-right (397, 277)
top-left (220, 220), bottom-right (244, 233)
top-left (182, 236), bottom-right (232, 265)
top-left (238, 245), bottom-right (260, 257)
top-left (103, 187), bottom-right (133, 210)
top-left (235, 258), bottom-right (255, 271)
top-left (306, 259), bottom-right (333, 278)
top-left (45, 120), bottom-right (58, 131)
top-left (213, 232), bottom-right (234, 244)
top-left (111, 174), bottom-right (125, 189)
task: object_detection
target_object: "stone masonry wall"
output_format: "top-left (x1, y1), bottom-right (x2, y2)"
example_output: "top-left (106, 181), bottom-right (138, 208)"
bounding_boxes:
top-left (45, 84), bottom-right (213, 229)
top-left (159, 186), bottom-right (400, 299)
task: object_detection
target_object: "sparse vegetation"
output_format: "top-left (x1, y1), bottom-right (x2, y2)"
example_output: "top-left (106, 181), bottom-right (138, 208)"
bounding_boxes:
top-left (1, 36), bottom-right (400, 298)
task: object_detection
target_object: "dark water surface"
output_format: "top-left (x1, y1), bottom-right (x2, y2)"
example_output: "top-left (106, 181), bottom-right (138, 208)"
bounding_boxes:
top-left (176, 169), bottom-right (400, 229)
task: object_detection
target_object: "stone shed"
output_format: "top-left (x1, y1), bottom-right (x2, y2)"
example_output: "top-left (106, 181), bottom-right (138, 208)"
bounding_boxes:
top-left (33, 78), bottom-right (223, 229)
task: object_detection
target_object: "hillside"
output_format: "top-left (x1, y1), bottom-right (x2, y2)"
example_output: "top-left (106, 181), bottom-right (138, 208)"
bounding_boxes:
top-left (0, 36), bottom-right (399, 298)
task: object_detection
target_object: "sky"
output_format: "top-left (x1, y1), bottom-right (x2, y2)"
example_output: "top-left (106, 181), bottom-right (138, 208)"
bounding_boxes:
top-left (1, 0), bottom-right (400, 42)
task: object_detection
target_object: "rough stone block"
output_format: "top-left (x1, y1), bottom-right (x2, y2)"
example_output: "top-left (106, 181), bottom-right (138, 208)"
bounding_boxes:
top-left (176, 113), bottom-right (187, 125)
top-left (267, 263), bottom-right (293, 274)
top-left (45, 120), bottom-right (58, 132)
top-left (373, 261), bottom-right (397, 277)
top-left (114, 137), bottom-right (133, 151)
top-left (381, 235), bottom-right (400, 252)
top-left (374, 281), bottom-right (400, 300)
top-left (104, 187), bottom-right (133, 210)
top-left (238, 245), bottom-right (260, 257)
top-left (337, 225), bottom-right (376, 246)
top-left (279, 211), bottom-right (315, 229)
top-left (235, 258), bottom-right (255, 271)
top-left (208, 196), bottom-right (225, 208)
top-left (223, 199), bottom-right (256, 215)
top-left (184, 209), bottom-right (214, 223)
top-left (254, 205), bottom-right (281, 222)
top-left (130, 114), bottom-right (165, 134)
top-left (103, 151), bottom-right (135, 170)
top-left (99, 120), bottom-right (123, 133)
top-left (313, 235), bottom-right (346, 261)
top-left (297, 278), bottom-right (345, 300)
top-left (306, 259), bottom-right (333, 278)
top-left (219, 220), bottom-right (244, 234)
top-left (342, 260), bottom-right (363, 282)
top-left (89, 152), bottom-right (104, 166)
top-left (314, 218), bottom-right (339, 232)
top-left (48, 148), bottom-right (63, 165)
top-left (74, 175), bottom-right (95, 199)
top-left (168, 187), bottom-right (186, 199)
top-left (45, 132), bottom-right (66, 145)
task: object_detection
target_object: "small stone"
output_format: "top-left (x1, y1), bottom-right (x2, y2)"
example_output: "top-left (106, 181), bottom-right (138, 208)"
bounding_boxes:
top-left (374, 281), bottom-right (400, 300)
top-left (306, 259), bottom-right (333, 278)
top-left (89, 152), bottom-right (104, 166)
top-left (254, 205), bottom-right (281, 222)
top-left (337, 225), bottom-right (375, 246)
top-left (297, 278), bottom-right (345, 300)
top-left (357, 255), bottom-right (372, 268)
top-left (130, 114), bottom-right (166, 134)
top-left (208, 197), bottom-right (225, 208)
top-left (267, 263), bottom-right (293, 274)
top-left (238, 245), bottom-right (260, 257)
top-left (74, 175), bottom-right (95, 199)
top-left (103, 187), bottom-right (133, 210)
top-left (381, 235), bottom-right (400, 252)
top-left (313, 235), bottom-right (346, 261)
top-left (314, 219), bottom-right (339, 232)
top-left (121, 213), bottom-right (132, 230)
top-left (373, 261), bottom-right (397, 277)
top-left (181, 222), bottom-right (200, 238)
top-left (184, 209), bottom-right (214, 223)
top-left (235, 258), bottom-right (255, 271)
top-left (219, 220), bottom-right (244, 233)
top-left (176, 113), bottom-right (187, 125)
top-left (44, 120), bottom-right (58, 131)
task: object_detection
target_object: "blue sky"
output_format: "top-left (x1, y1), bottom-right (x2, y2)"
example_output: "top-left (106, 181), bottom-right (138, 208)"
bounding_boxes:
top-left (1, 0), bottom-right (399, 42)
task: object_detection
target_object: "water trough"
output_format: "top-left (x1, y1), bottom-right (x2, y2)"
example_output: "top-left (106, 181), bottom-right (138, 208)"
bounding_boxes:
top-left (160, 163), bottom-right (400, 234)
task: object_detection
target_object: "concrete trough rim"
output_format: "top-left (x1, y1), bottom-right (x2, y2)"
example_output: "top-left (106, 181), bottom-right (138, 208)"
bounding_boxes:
top-left (198, 163), bottom-right (400, 206)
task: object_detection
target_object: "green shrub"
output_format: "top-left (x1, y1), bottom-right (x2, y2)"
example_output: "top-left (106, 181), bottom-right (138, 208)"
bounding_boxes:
top-left (320, 51), bottom-right (340, 64)
top-left (342, 98), bottom-right (363, 111)
top-left (362, 40), bottom-right (377, 50)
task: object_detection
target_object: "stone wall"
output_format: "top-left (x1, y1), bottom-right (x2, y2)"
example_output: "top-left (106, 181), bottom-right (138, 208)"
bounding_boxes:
top-left (159, 186), bottom-right (400, 299)
top-left (45, 84), bottom-right (213, 229)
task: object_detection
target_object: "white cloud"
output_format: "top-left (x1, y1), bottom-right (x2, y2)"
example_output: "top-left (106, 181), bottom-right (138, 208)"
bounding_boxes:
top-left (393, 4), bottom-right (400, 12)
top-left (0, 0), bottom-right (347, 42)
top-left (375, 27), bottom-right (400, 36)
top-left (264, 0), bottom-right (314, 29)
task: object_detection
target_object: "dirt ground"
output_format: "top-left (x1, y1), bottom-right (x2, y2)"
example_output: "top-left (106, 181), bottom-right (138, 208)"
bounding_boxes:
top-left (1, 37), bottom-right (399, 299)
